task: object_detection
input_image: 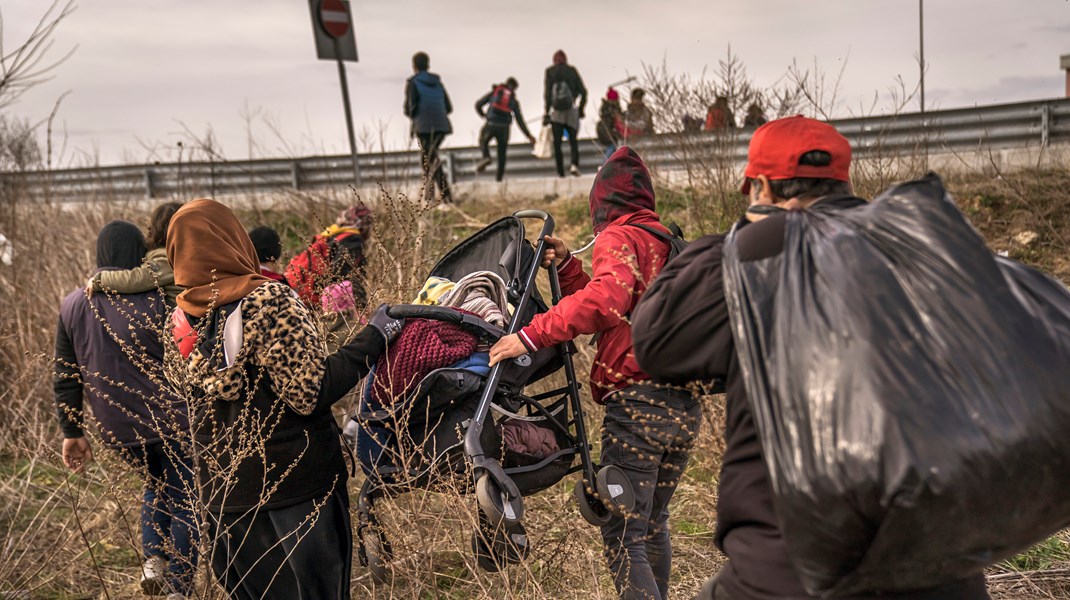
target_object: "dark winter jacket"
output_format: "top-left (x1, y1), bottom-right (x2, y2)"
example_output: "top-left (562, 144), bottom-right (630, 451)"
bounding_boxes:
top-left (597, 101), bottom-right (623, 145)
top-left (543, 63), bottom-right (588, 116)
top-left (54, 269), bottom-right (187, 448)
top-left (405, 71), bottom-right (453, 135)
top-left (169, 281), bottom-right (382, 512)
top-left (632, 196), bottom-right (989, 600)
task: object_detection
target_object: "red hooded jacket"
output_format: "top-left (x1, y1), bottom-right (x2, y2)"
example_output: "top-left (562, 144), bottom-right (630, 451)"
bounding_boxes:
top-left (519, 147), bottom-right (671, 403)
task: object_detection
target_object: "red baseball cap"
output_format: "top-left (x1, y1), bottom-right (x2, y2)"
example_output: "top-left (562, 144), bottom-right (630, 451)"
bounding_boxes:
top-left (740, 115), bottom-right (851, 194)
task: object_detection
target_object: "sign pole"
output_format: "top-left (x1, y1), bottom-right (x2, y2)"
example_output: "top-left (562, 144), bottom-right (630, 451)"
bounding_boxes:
top-left (333, 38), bottom-right (360, 186)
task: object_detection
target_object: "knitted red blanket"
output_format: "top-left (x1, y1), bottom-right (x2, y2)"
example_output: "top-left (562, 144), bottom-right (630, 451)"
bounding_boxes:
top-left (371, 312), bottom-right (479, 407)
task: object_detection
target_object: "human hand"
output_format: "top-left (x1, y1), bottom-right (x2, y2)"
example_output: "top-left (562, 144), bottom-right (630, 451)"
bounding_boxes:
top-left (489, 334), bottom-right (530, 366)
top-left (62, 437), bottom-right (93, 472)
top-left (527, 134), bottom-right (537, 145)
top-left (84, 276), bottom-right (96, 298)
top-left (539, 235), bottom-right (569, 268)
top-left (367, 303), bottom-right (405, 345)
top-left (542, 115), bottom-right (551, 126)
top-left (579, 107), bottom-right (586, 119)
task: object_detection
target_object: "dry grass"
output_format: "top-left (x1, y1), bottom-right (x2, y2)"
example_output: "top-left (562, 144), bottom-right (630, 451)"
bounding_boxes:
top-left (2, 161), bottom-right (1069, 599)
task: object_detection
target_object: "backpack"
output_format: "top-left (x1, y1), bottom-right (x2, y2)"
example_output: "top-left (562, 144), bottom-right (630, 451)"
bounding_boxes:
top-left (630, 223), bottom-right (689, 262)
top-left (285, 229), bottom-right (365, 305)
top-left (551, 80), bottom-right (574, 111)
top-left (490, 85), bottom-right (513, 114)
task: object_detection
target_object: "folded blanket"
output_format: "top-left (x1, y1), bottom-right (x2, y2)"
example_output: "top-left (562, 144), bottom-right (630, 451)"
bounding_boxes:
top-left (501, 419), bottom-right (559, 458)
top-left (439, 271), bottom-right (510, 328)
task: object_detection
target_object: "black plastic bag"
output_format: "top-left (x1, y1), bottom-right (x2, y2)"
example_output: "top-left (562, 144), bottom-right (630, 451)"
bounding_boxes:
top-left (723, 174), bottom-right (1070, 597)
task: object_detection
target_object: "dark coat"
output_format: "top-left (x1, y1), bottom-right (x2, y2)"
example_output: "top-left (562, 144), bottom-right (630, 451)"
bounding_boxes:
top-left (632, 197), bottom-right (989, 599)
top-left (54, 269), bottom-right (187, 448)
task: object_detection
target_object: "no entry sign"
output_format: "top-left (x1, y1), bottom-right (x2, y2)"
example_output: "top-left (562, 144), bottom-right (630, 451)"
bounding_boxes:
top-left (308, 0), bottom-right (357, 62)
top-left (318, 0), bottom-right (350, 39)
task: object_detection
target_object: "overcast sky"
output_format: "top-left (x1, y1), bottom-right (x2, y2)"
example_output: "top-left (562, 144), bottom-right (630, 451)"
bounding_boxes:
top-left (6, 0), bottom-right (1069, 167)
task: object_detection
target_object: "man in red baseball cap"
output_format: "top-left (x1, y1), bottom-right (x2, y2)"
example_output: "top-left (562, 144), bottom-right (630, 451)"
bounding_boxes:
top-left (631, 116), bottom-right (990, 599)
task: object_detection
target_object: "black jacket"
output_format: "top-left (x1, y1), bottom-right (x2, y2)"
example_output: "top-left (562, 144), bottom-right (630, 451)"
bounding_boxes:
top-left (543, 63), bottom-right (588, 115)
top-left (632, 197), bottom-right (989, 600)
top-left (475, 86), bottom-right (534, 138)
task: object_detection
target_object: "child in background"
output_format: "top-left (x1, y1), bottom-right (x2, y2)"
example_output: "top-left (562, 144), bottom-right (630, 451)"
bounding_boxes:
top-left (248, 225), bottom-right (288, 284)
top-left (88, 202), bottom-right (184, 304)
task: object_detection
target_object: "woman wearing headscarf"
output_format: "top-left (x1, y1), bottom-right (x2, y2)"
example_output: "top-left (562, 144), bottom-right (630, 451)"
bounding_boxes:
top-left (489, 148), bottom-right (701, 600)
top-left (55, 220), bottom-right (197, 599)
top-left (166, 199), bottom-right (400, 600)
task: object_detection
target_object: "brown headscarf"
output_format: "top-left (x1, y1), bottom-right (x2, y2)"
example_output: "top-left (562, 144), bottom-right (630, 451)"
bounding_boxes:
top-left (167, 198), bottom-right (270, 317)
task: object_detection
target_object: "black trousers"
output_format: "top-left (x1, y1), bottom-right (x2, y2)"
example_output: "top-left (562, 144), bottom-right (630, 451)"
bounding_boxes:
top-left (208, 485), bottom-right (352, 600)
top-left (416, 131), bottom-right (452, 202)
top-left (551, 122), bottom-right (579, 176)
top-left (479, 123), bottom-right (511, 181)
top-left (600, 384), bottom-right (701, 600)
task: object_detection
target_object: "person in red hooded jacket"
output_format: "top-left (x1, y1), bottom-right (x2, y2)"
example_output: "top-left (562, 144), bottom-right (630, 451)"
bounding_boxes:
top-left (490, 147), bottom-right (701, 600)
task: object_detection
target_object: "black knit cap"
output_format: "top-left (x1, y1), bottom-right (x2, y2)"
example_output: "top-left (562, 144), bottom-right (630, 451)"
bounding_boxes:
top-left (247, 225), bottom-right (282, 263)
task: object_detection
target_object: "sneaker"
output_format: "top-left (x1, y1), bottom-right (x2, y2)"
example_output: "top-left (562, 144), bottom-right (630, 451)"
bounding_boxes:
top-left (141, 556), bottom-right (168, 596)
top-left (569, 164), bottom-right (581, 177)
top-left (475, 157), bottom-right (492, 173)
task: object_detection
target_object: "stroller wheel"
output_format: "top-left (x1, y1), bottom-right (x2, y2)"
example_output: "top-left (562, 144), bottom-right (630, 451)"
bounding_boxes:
top-left (574, 478), bottom-right (613, 527)
top-left (360, 526), bottom-right (391, 584)
top-left (476, 473), bottom-right (524, 527)
top-left (596, 465), bottom-right (636, 516)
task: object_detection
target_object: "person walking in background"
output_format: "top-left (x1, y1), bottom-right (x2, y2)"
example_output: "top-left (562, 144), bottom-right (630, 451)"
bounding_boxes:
top-left (488, 148), bottom-right (701, 600)
top-left (404, 51), bottom-right (453, 203)
top-left (88, 202), bottom-right (183, 305)
top-left (166, 199), bottom-right (401, 600)
top-left (597, 88), bottom-right (624, 160)
top-left (623, 88), bottom-right (656, 140)
top-left (56, 220), bottom-right (197, 600)
top-left (704, 95), bottom-right (736, 131)
top-left (543, 49), bottom-right (588, 177)
top-left (248, 225), bottom-right (287, 284)
top-left (475, 77), bottom-right (537, 182)
top-left (743, 101), bottom-right (768, 127)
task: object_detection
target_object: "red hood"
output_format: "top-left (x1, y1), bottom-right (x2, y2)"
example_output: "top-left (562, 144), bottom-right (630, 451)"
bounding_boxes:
top-left (589, 146), bottom-right (656, 234)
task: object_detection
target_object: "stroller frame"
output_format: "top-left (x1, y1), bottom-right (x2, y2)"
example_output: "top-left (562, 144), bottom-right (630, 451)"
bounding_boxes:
top-left (355, 210), bottom-right (632, 579)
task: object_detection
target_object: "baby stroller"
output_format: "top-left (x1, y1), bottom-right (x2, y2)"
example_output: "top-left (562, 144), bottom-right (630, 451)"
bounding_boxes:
top-left (353, 210), bottom-right (636, 581)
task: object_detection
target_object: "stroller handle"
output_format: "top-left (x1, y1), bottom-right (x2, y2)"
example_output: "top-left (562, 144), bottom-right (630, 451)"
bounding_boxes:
top-left (513, 209), bottom-right (556, 242)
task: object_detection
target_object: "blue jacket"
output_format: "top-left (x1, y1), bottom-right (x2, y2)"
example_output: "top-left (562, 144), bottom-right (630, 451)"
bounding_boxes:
top-left (405, 71), bottom-right (453, 136)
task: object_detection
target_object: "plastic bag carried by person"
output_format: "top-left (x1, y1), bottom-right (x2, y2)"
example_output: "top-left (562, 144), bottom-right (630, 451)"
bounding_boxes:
top-left (532, 125), bottom-right (553, 159)
top-left (723, 173), bottom-right (1070, 597)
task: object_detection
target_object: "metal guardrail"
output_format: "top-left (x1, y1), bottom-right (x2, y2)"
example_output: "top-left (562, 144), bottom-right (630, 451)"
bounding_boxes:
top-left (5, 97), bottom-right (1069, 201)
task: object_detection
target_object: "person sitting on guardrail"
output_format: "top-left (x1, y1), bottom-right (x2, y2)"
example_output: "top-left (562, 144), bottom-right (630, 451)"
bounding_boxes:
top-left (87, 202), bottom-right (184, 305)
top-left (489, 147), bottom-right (700, 600)
top-left (623, 88), bottom-right (657, 142)
top-left (475, 77), bottom-right (537, 182)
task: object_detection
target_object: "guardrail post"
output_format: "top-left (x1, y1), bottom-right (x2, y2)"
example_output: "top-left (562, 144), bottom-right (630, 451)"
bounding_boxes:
top-left (144, 168), bottom-right (155, 199)
top-left (1041, 104), bottom-right (1053, 148)
top-left (291, 161), bottom-right (302, 190)
top-left (444, 152), bottom-right (456, 187)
